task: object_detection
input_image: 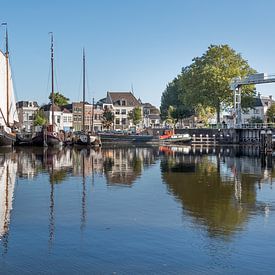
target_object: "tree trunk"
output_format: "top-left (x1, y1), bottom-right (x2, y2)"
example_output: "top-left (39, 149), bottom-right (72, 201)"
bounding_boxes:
top-left (216, 102), bottom-right (221, 124)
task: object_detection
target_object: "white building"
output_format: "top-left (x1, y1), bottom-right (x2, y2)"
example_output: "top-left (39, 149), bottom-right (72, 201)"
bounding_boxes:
top-left (41, 104), bottom-right (73, 132)
top-left (16, 101), bottom-right (39, 132)
top-left (104, 91), bottom-right (142, 130)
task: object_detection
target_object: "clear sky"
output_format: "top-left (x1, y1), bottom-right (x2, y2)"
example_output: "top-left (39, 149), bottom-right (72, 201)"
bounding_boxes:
top-left (1, 0), bottom-right (275, 108)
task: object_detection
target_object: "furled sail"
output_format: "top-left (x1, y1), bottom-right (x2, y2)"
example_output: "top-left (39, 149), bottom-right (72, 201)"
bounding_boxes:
top-left (0, 50), bottom-right (19, 127)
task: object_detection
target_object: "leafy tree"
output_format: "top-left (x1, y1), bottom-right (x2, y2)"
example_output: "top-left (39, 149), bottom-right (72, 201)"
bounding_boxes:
top-left (34, 109), bottom-right (47, 126)
top-left (160, 77), bottom-right (194, 121)
top-left (128, 107), bottom-right (142, 126)
top-left (48, 92), bottom-right (69, 106)
top-left (102, 107), bottom-right (114, 130)
top-left (266, 103), bottom-right (275, 122)
top-left (180, 44), bottom-right (256, 122)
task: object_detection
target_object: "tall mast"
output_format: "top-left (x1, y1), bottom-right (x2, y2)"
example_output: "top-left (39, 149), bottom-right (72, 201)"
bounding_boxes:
top-left (3, 24), bottom-right (9, 127)
top-left (50, 33), bottom-right (54, 129)
top-left (82, 48), bottom-right (85, 132)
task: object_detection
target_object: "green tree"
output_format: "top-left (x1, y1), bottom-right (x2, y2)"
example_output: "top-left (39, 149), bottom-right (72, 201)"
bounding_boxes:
top-left (266, 103), bottom-right (275, 122)
top-left (48, 92), bottom-right (69, 106)
top-left (128, 107), bottom-right (142, 126)
top-left (102, 107), bottom-right (114, 130)
top-left (34, 109), bottom-right (47, 126)
top-left (160, 77), bottom-right (194, 121)
top-left (180, 44), bottom-right (256, 122)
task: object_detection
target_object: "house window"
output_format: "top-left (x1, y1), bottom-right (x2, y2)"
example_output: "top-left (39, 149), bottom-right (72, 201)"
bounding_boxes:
top-left (63, 116), bottom-right (67, 123)
top-left (254, 109), bottom-right (260, 114)
top-left (115, 109), bottom-right (120, 115)
top-left (122, 118), bottom-right (127, 125)
top-left (73, 115), bottom-right (78, 121)
top-left (57, 116), bottom-right (61, 123)
top-left (122, 100), bottom-right (126, 106)
top-left (121, 109), bottom-right (126, 115)
top-left (115, 118), bottom-right (120, 125)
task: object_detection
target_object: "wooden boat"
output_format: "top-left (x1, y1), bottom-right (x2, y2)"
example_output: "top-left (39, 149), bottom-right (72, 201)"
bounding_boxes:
top-left (0, 24), bottom-right (18, 147)
top-left (72, 49), bottom-right (101, 147)
top-left (31, 33), bottom-right (62, 147)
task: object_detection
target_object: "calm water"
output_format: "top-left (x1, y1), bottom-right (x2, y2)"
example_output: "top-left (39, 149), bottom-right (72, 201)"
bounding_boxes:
top-left (0, 145), bottom-right (275, 274)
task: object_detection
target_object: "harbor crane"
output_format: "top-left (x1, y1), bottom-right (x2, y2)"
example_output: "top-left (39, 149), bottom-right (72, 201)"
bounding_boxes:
top-left (230, 73), bottom-right (275, 127)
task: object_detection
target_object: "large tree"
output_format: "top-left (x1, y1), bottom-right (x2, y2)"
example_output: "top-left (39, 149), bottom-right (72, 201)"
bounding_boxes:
top-left (160, 77), bottom-right (194, 121)
top-left (49, 92), bottom-right (69, 106)
top-left (181, 44), bottom-right (256, 122)
top-left (34, 109), bottom-right (47, 126)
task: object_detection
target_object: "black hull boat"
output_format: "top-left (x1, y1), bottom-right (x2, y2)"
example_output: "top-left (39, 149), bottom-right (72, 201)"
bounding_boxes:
top-left (99, 133), bottom-right (154, 144)
top-left (32, 131), bottom-right (62, 147)
top-left (0, 128), bottom-right (16, 147)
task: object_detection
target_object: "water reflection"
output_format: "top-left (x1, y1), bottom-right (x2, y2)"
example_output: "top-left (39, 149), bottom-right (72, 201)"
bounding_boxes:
top-left (160, 146), bottom-right (274, 239)
top-left (0, 145), bottom-right (275, 259)
top-left (0, 150), bottom-right (17, 253)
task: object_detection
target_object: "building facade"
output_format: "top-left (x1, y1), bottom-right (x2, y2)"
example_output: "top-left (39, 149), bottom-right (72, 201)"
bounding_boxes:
top-left (104, 91), bottom-right (142, 130)
top-left (16, 101), bottom-right (39, 132)
top-left (41, 104), bottom-right (73, 132)
top-left (142, 103), bottom-right (161, 128)
top-left (72, 102), bottom-right (103, 132)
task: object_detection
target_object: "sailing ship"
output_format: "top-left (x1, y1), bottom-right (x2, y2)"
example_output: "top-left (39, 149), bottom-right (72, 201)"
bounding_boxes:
top-left (73, 49), bottom-right (101, 147)
top-left (31, 33), bottom-right (62, 147)
top-left (0, 24), bottom-right (19, 147)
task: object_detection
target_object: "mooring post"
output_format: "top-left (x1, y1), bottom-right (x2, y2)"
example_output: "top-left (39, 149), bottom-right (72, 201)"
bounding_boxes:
top-left (260, 130), bottom-right (266, 153)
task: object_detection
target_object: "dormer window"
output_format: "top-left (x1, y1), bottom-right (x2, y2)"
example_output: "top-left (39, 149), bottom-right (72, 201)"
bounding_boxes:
top-left (121, 100), bottom-right (126, 106)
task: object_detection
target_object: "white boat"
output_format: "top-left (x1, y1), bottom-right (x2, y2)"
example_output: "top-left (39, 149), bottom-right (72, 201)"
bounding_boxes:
top-left (0, 24), bottom-right (19, 146)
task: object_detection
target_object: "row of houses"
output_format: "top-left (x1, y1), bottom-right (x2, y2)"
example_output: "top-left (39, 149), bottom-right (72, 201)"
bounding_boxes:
top-left (16, 91), bottom-right (161, 133)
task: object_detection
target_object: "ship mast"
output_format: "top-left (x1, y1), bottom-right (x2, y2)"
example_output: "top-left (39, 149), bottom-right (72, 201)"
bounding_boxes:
top-left (2, 23), bottom-right (9, 127)
top-left (50, 33), bottom-right (55, 130)
top-left (82, 48), bottom-right (85, 132)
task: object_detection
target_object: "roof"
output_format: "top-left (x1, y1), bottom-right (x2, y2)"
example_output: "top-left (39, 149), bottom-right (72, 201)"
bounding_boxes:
top-left (16, 101), bottom-right (39, 108)
top-left (41, 104), bottom-right (62, 112)
top-left (107, 91), bottom-right (141, 107)
top-left (253, 97), bottom-right (264, 107)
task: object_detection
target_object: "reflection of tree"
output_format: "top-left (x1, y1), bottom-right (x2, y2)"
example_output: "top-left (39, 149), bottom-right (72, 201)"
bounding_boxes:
top-left (49, 170), bottom-right (68, 184)
top-left (161, 155), bottom-right (257, 239)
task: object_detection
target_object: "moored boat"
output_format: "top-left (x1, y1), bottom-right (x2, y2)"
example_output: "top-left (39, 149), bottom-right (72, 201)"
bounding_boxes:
top-left (0, 24), bottom-right (19, 147)
top-left (160, 130), bottom-right (191, 144)
top-left (99, 132), bottom-right (154, 144)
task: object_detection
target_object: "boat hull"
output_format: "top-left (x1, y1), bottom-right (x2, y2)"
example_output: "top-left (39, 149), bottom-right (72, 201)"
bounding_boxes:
top-left (32, 132), bottom-right (62, 147)
top-left (0, 131), bottom-right (16, 147)
top-left (99, 133), bottom-right (154, 144)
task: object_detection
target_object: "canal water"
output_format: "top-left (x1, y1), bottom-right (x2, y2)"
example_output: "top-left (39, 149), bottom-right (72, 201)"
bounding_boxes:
top-left (0, 146), bottom-right (274, 274)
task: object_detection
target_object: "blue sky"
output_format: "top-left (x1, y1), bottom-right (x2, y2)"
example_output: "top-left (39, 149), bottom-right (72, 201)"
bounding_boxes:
top-left (1, 0), bottom-right (275, 107)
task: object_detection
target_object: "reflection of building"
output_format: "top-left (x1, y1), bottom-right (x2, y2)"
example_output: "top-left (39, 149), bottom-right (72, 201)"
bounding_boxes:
top-left (16, 101), bottom-right (39, 132)
top-left (0, 153), bottom-right (17, 242)
top-left (102, 147), bottom-right (158, 185)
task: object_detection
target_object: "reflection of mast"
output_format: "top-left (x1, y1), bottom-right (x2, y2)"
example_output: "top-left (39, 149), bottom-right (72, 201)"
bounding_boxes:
top-left (48, 150), bottom-right (55, 249)
top-left (1, 164), bottom-right (10, 253)
top-left (81, 152), bottom-right (86, 231)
